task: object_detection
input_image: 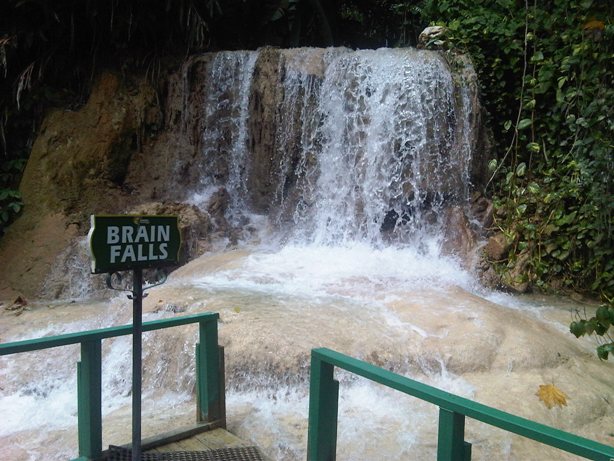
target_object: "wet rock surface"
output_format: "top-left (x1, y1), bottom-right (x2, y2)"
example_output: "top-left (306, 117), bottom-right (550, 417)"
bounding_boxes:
top-left (1, 250), bottom-right (613, 460)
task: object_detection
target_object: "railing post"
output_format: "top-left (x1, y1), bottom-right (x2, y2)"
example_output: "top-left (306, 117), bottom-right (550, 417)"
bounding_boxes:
top-left (307, 353), bottom-right (339, 461)
top-left (196, 319), bottom-right (223, 424)
top-left (438, 408), bottom-right (471, 461)
top-left (77, 339), bottom-right (102, 460)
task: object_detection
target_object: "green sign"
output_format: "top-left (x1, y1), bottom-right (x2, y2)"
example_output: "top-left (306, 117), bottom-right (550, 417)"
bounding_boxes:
top-left (88, 215), bottom-right (181, 274)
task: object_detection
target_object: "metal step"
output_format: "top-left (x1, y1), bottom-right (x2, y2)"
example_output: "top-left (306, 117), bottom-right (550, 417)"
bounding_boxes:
top-left (106, 445), bottom-right (265, 461)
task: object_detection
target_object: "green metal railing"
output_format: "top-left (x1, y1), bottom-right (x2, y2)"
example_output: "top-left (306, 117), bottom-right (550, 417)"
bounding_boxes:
top-left (0, 312), bottom-right (224, 461)
top-left (307, 347), bottom-right (614, 461)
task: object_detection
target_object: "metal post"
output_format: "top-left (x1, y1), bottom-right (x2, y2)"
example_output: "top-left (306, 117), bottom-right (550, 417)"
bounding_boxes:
top-left (196, 320), bottom-right (221, 423)
top-left (307, 354), bottom-right (339, 461)
top-left (438, 408), bottom-right (469, 461)
top-left (77, 339), bottom-right (102, 459)
top-left (132, 268), bottom-right (143, 461)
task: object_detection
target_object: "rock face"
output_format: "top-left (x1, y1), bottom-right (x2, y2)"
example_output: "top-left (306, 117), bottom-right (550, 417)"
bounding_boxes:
top-left (441, 206), bottom-right (478, 264)
top-left (0, 73), bottom-right (160, 297)
top-left (0, 71), bottom-right (204, 298)
top-left (0, 47), bottom-right (492, 299)
top-left (20, 73), bottom-right (160, 216)
top-left (247, 48), bottom-right (285, 212)
top-left (503, 249), bottom-right (532, 293)
top-left (129, 202), bottom-right (212, 264)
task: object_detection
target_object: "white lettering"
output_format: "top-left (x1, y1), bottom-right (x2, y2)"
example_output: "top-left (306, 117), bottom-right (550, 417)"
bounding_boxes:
top-left (102, 221), bottom-right (175, 268)
top-left (148, 244), bottom-right (158, 260)
top-left (137, 244), bottom-right (148, 261)
top-left (135, 226), bottom-right (149, 243)
top-left (122, 226), bottom-right (134, 243)
top-left (121, 245), bottom-right (136, 263)
top-left (159, 243), bottom-right (168, 260)
top-left (107, 226), bottom-right (120, 244)
top-left (110, 245), bottom-right (121, 263)
top-left (158, 225), bottom-right (170, 242)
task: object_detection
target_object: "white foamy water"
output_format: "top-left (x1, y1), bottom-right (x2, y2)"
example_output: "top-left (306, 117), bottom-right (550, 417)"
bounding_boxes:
top-left (2, 246), bottom-right (614, 460)
top-left (188, 243), bottom-right (474, 302)
top-left (226, 359), bottom-right (477, 461)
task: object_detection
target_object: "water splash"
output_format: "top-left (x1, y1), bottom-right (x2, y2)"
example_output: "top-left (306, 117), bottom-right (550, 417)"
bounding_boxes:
top-left (191, 51), bottom-right (258, 218)
top-left (183, 47), bottom-right (480, 252)
top-left (284, 49), bottom-right (472, 246)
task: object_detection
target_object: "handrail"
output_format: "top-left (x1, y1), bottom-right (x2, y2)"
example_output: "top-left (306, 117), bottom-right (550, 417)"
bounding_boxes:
top-left (0, 312), bottom-right (217, 355)
top-left (307, 347), bottom-right (614, 461)
top-left (0, 312), bottom-right (224, 461)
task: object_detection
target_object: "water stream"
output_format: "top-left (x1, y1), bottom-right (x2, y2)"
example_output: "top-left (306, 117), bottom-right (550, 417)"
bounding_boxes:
top-left (2, 251), bottom-right (612, 460)
top-left (1, 48), bottom-right (613, 460)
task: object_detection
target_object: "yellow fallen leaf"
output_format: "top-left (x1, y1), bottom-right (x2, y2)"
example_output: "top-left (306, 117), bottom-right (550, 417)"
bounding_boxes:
top-left (583, 19), bottom-right (605, 31)
top-left (233, 306), bottom-right (241, 313)
top-left (536, 384), bottom-right (568, 409)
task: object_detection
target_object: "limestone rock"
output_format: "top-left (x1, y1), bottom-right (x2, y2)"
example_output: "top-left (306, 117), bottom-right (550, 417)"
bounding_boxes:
top-left (471, 193), bottom-right (494, 230)
top-left (502, 249), bottom-right (532, 293)
top-left (130, 202), bottom-right (211, 264)
top-left (247, 47), bottom-right (285, 212)
top-left (0, 73), bottom-right (162, 298)
top-left (41, 237), bottom-right (107, 299)
top-left (441, 206), bottom-right (477, 264)
top-left (6, 296), bottom-right (28, 311)
top-left (19, 72), bottom-right (159, 216)
top-left (207, 187), bottom-right (230, 220)
top-left (206, 187), bottom-right (233, 239)
top-left (485, 233), bottom-right (511, 261)
top-left (418, 26), bottom-right (447, 49)
top-left (479, 265), bottom-right (503, 289)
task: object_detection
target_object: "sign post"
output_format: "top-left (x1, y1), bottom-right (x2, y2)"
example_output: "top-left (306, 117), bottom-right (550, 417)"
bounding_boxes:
top-left (131, 267), bottom-right (143, 461)
top-left (88, 215), bottom-right (181, 461)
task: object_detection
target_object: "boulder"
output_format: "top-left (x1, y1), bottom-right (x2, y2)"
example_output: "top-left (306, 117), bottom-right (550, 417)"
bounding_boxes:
top-left (418, 26), bottom-right (447, 49)
top-left (441, 206), bottom-right (477, 264)
top-left (207, 187), bottom-right (230, 222)
top-left (502, 249), bottom-right (532, 293)
top-left (130, 202), bottom-right (212, 264)
top-left (484, 233), bottom-right (511, 261)
top-left (471, 193), bottom-right (494, 230)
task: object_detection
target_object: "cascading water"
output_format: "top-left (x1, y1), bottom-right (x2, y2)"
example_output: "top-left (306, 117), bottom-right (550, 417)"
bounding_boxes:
top-left (196, 51), bottom-right (258, 213)
top-left (279, 48), bottom-right (473, 246)
top-left (2, 48), bottom-right (613, 461)
top-left (187, 47), bottom-right (481, 248)
top-left (183, 50), bottom-right (259, 221)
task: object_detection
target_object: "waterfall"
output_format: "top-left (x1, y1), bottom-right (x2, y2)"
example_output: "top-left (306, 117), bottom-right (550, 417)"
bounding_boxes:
top-left (185, 47), bottom-right (484, 250)
top-left (285, 48), bottom-right (473, 245)
top-left (184, 51), bottom-right (259, 219)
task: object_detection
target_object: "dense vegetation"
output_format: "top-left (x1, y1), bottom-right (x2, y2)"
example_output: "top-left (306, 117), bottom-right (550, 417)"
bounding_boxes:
top-left (441, 1), bottom-right (612, 298)
top-left (1, 0), bottom-right (612, 351)
top-left (411, 0), bottom-right (613, 357)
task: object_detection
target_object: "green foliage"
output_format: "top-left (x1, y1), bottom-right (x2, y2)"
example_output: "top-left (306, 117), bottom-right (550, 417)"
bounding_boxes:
top-left (335, 1), bottom-right (424, 47)
top-left (421, 0), bottom-right (525, 133)
top-left (414, 0), bottom-right (613, 357)
top-left (570, 297), bottom-right (614, 360)
top-left (419, 0), bottom-right (613, 298)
